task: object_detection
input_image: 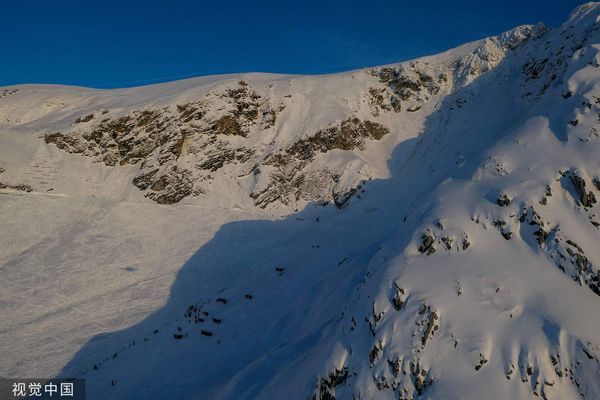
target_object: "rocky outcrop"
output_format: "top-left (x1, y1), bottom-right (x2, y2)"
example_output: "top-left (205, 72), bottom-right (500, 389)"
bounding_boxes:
top-left (0, 182), bottom-right (33, 192)
top-left (44, 82), bottom-right (389, 207)
top-left (287, 117), bottom-right (389, 162)
top-left (569, 173), bottom-right (597, 208)
top-left (44, 81), bottom-right (280, 204)
top-left (251, 118), bottom-right (388, 208)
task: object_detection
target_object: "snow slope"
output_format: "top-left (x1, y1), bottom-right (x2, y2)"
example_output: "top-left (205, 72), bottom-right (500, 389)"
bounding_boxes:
top-left (1, 3), bottom-right (600, 399)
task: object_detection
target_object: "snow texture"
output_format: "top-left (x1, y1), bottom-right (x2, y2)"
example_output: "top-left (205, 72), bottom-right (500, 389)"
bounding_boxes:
top-left (1, 3), bottom-right (600, 399)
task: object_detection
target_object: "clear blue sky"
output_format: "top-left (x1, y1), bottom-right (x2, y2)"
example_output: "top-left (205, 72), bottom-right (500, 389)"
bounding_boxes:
top-left (0, 0), bottom-right (585, 88)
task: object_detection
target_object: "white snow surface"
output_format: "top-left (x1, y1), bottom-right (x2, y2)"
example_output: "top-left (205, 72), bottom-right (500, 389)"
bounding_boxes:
top-left (1, 3), bottom-right (600, 399)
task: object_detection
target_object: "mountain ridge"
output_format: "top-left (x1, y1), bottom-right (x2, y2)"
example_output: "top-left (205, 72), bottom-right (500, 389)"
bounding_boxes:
top-left (1, 3), bottom-right (600, 400)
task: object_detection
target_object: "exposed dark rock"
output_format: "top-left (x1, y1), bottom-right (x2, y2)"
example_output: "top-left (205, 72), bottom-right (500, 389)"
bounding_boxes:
top-left (410, 359), bottom-right (433, 395)
top-left (132, 169), bottom-right (159, 190)
top-left (562, 90), bottom-right (573, 99)
top-left (0, 183), bottom-right (33, 192)
top-left (333, 188), bottom-right (357, 209)
top-left (462, 237), bottom-right (471, 250)
top-left (387, 358), bottom-right (402, 378)
top-left (369, 341), bottom-right (383, 364)
top-left (288, 117), bottom-right (389, 162)
top-left (501, 231), bottom-right (513, 240)
top-left (374, 375), bottom-right (389, 390)
top-left (251, 117), bottom-right (387, 208)
top-left (44, 132), bottom-right (86, 153)
top-left (440, 236), bottom-right (453, 250)
top-left (74, 114), bottom-right (94, 124)
top-left (421, 310), bottom-right (439, 346)
top-left (367, 87), bottom-right (400, 114)
top-left (392, 285), bottom-right (406, 311)
top-left (574, 253), bottom-right (589, 273)
top-left (418, 234), bottom-right (436, 255)
top-left (570, 173), bottom-right (597, 208)
top-left (44, 81), bottom-right (280, 204)
top-left (212, 115), bottom-right (243, 137)
top-left (474, 354), bottom-right (488, 371)
top-left (534, 227), bottom-right (548, 246)
top-left (144, 167), bottom-right (194, 204)
top-left (497, 193), bottom-right (512, 207)
top-left (566, 239), bottom-right (584, 253)
top-left (312, 367), bottom-right (348, 400)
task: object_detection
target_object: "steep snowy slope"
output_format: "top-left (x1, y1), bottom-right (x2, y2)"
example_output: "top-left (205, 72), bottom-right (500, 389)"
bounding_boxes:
top-left (1, 3), bottom-right (600, 400)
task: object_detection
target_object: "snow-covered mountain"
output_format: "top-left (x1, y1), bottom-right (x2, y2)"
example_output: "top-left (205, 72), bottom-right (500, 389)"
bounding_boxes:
top-left (1, 3), bottom-right (600, 399)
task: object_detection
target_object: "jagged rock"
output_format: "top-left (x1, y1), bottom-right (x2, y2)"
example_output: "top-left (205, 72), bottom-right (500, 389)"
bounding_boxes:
top-left (288, 117), bottom-right (389, 162)
top-left (132, 169), bottom-right (159, 190)
top-left (144, 167), bottom-right (194, 204)
top-left (534, 227), bottom-right (548, 246)
top-left (418, 234), bottom-right (436, 255)
top-left (367, 87), bottom-right (400, 114)
top-left (212, 115), bottom-right (243, 136)
top-left (333, 188), bottom-right (357, 209)
top-left (475, 354), bottom-right (488, 371)
top-left (497, 193), bottom-right (512, 207)
top-left (374, 375), bottom-right (389, 390)
top-left (313, 367), bottom-right (348, 400)
top-left (74, 114), bottom-right (94, 124)
top-left (44, 132), bottom-right (86, 153)
top-left (421, 310), bottom-right (439, 346)
top-left (462, 237), bottom-right (471, 250)
top-left (392, 285), bottom-right (406, 311)
top-left (251, 117), bottom-right (386, 208)
top-left (369, 341), bottom-right (383, 364)
top-left (0, 183), bottom-right (33, 192)
top-left (409, 359), bottom-right (433, 395)
top-left (440, 236), bottom-right (453, 250)
top-left (388, 358), bottom-right (402, 378)
top-left (570, 173), bottom-right (597, 207)
top-left (45, 81), bottom-right (279, 204)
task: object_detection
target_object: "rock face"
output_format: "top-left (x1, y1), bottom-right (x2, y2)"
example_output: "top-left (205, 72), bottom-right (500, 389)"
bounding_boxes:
top-left (250, 118), bottom-right (389, 208)
top-left (44, 81), bottom-right (390, 206)
top-left (41, 22), bottom-right (542, 208)
top-left (287, 117), bottom-right (389, 161)
top-left (569, 172), bottom-right (597, 208)
top-left (44, 81), bottom-right (278, 204)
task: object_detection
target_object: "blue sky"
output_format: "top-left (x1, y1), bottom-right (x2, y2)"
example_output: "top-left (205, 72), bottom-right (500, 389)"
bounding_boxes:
top-left (0, 0), bottom-right (585, 88)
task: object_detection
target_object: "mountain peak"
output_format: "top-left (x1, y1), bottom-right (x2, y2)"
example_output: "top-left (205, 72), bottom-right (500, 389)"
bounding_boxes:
top-left (567, 1), bottom-right (600, 24)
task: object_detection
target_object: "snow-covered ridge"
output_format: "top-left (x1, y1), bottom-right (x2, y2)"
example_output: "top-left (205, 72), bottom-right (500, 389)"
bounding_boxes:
top-left (0, 17), bottom-right (551, 210)
top-left (1, 3), bottom-right (600, 400)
